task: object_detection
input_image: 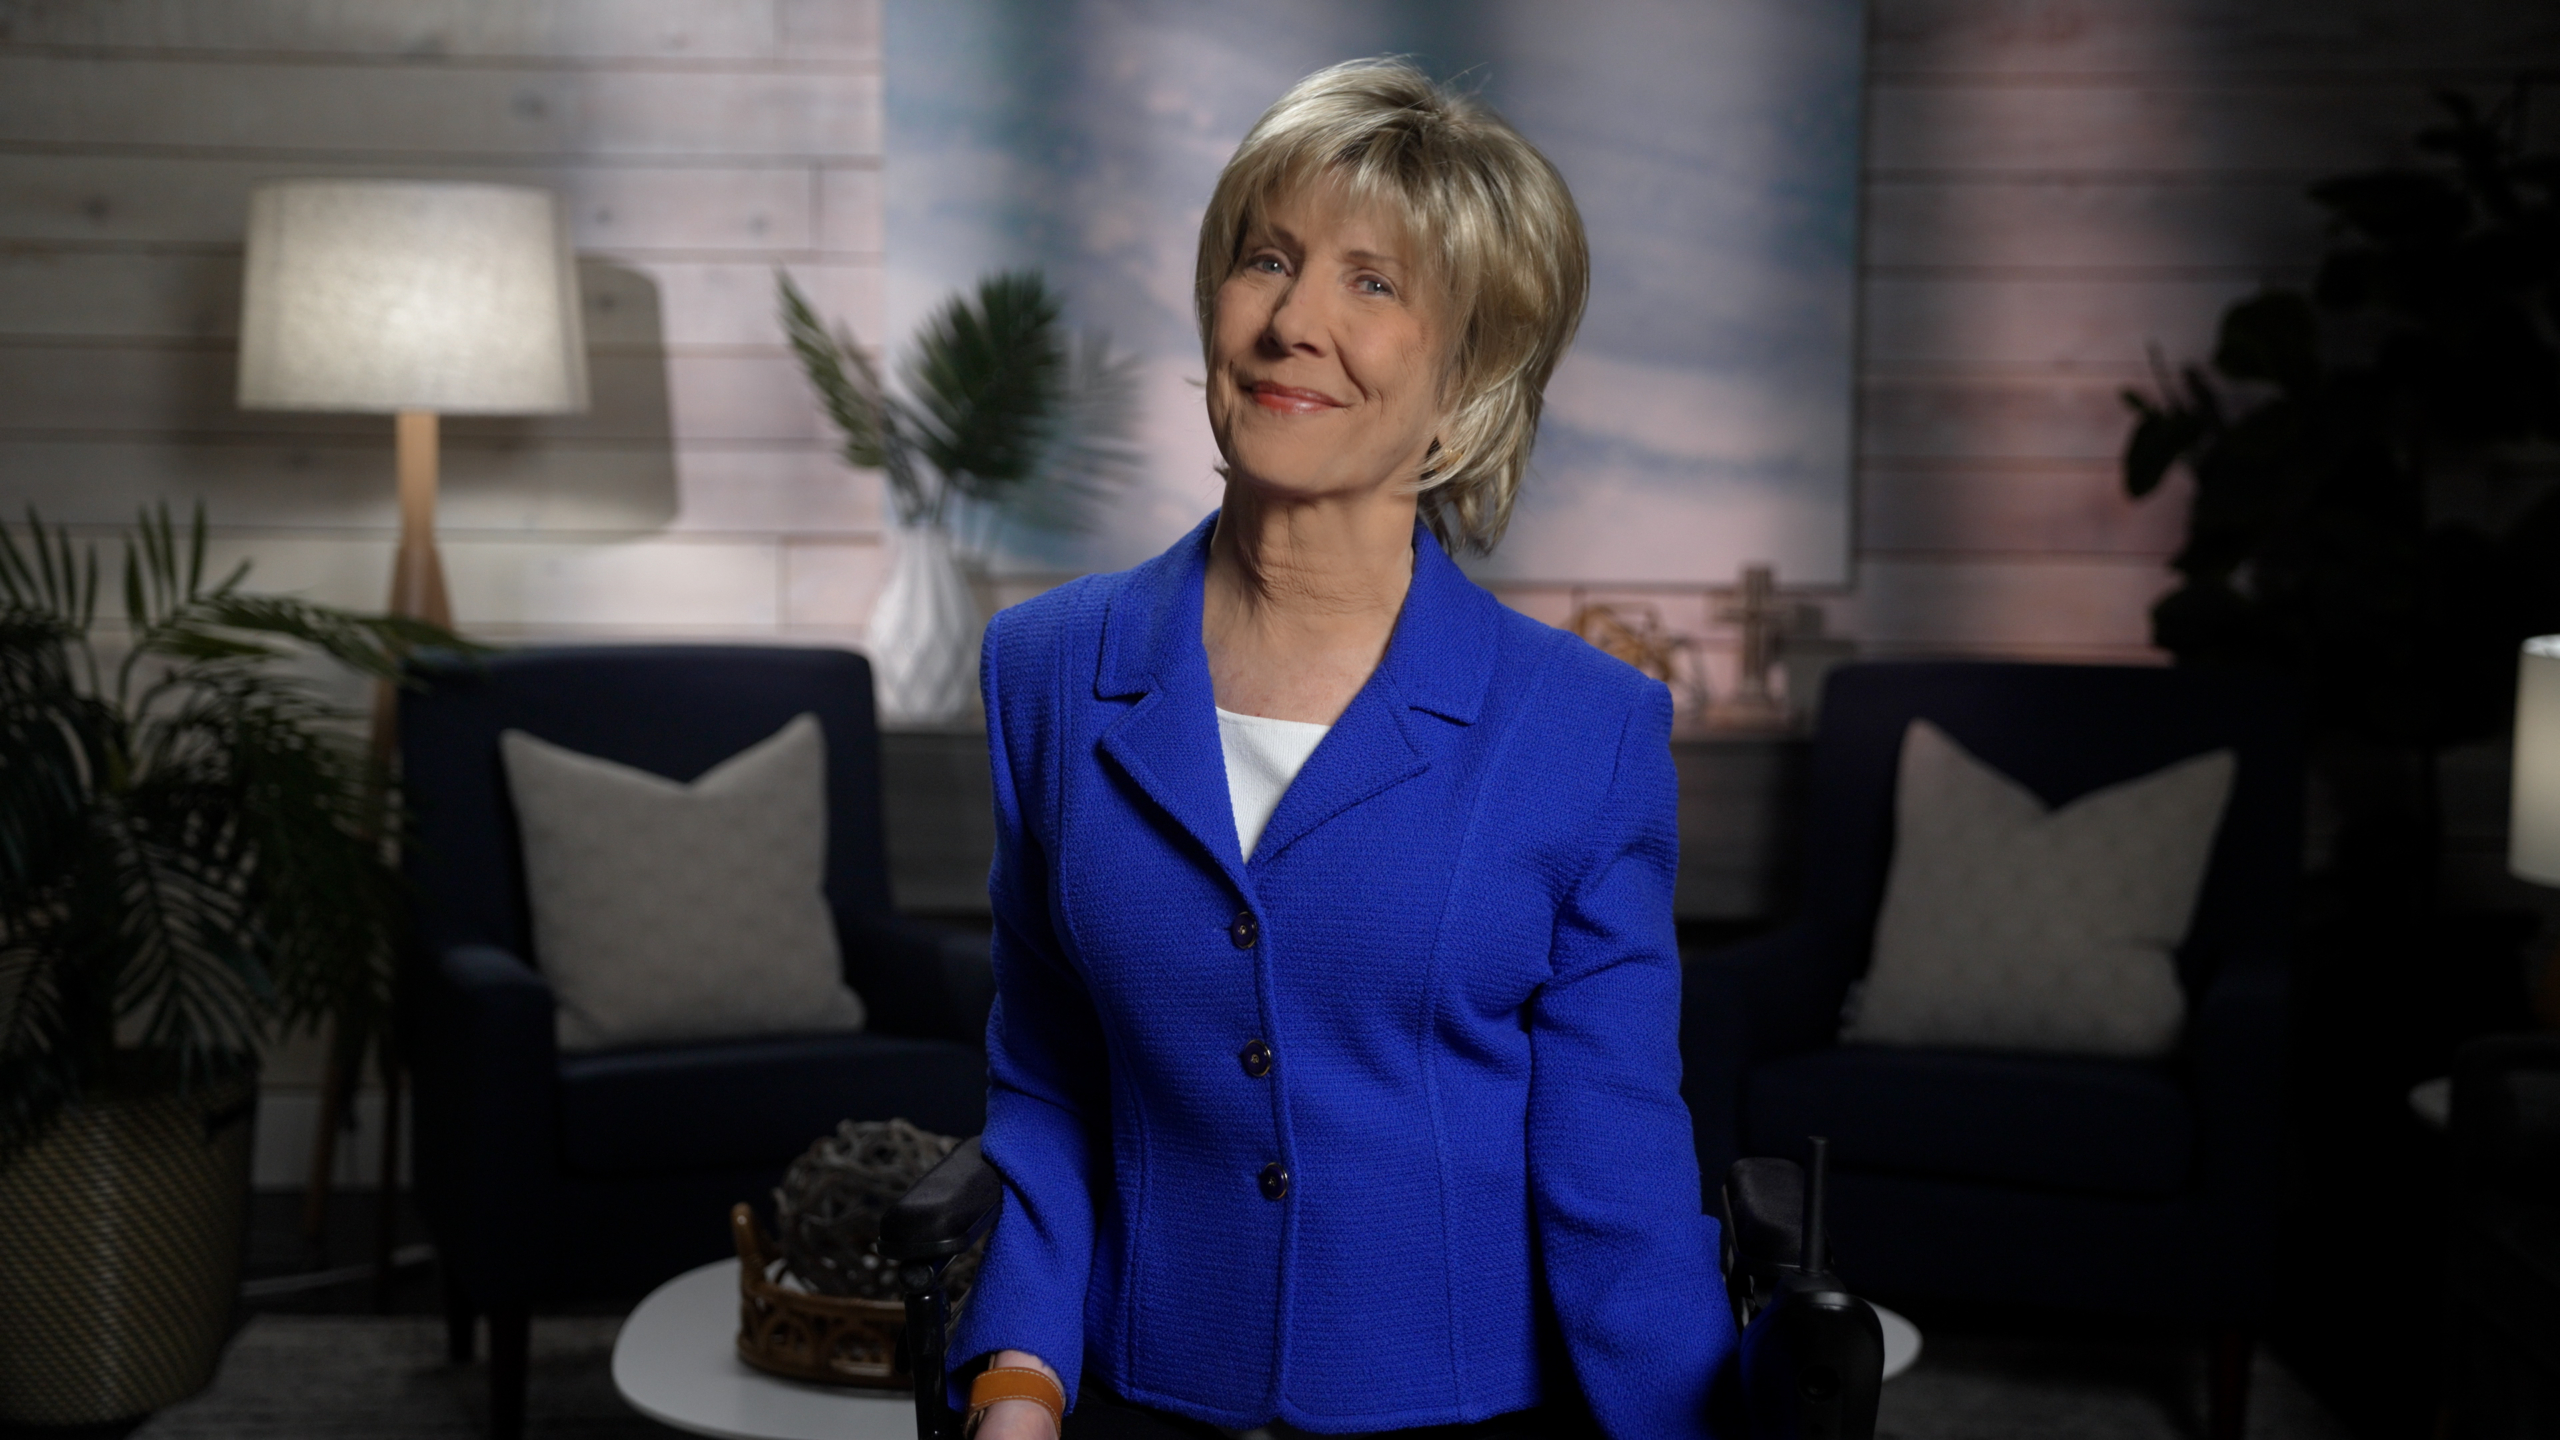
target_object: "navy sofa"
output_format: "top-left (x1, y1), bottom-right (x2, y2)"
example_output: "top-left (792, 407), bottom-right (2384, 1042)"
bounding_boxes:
top-left (399, 646), bottom-right (991, 1440)
top-left (1682, 661), bottom-right (2301, 1439)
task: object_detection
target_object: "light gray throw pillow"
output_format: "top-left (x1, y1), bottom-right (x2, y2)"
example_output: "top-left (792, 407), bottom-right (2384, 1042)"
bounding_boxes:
top-left (500, 713), bottom-right (865, 1052)
top-left (1841, 719), bottom-right (2235, 1058)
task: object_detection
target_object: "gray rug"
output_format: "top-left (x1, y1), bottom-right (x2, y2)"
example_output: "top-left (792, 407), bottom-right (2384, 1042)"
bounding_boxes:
top-left (133, 1316), bottom-right (666, 1440)
top-left (135, 1316), bottom-right (2353, 1439)
top-left (1875, 1332), bottom-right (2350, 1440)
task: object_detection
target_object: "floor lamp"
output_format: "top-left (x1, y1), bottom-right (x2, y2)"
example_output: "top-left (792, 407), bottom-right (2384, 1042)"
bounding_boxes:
top-left (236, 179), bottom-right (588, 1263)
top-left (2507, 637), bottom-right (2560, 1030)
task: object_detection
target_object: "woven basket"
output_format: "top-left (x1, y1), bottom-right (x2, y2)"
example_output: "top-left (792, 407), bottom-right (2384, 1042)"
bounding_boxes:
top-left (0, 1068), bottom-right (256, 1426)
top-left (730, 1203), bottom-right (910, 1388)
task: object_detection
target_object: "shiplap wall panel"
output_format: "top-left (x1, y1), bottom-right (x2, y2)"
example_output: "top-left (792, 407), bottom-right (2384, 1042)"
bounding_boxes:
top-left (0, 253), bottom-right (877, 350)
top-left (1836, 556), bottom-right (2174, 655)
top-left (1860, 378), bottom-right (2136, 462)
top-left (7, 0), bottom-right (2550, 675)
top-left (1836, 0), bottom-right (2560, 662)
top-left (782, 539), bottom-right (891, 632)
top-left (1863, 276), bottom-right (2273, 370)
top-left (0, 0), bottom-right (888, 708)
top-left (0, 153), bottom-right (829, 253)
top-left (0, 1), bottom-right (821, 62)
top-left (1866, 177), bottom-right (2327, 270)
top-left (817, 164), bottom-right (884, 252)
top-left (0, 58), bottom-right (880, 158)
top-left (0, 348), bottom-right (832, 444)
top-left (1861, 466), bottom-right (2190, 557)
top-left (1871, 0), bottom-right (2560, 74)
top-left (177, 531), bottom-right (796, 631)
top-left (0, 438), bottom-right (882, 536)
top-left (1870, 83), bottom-right (2468, 174)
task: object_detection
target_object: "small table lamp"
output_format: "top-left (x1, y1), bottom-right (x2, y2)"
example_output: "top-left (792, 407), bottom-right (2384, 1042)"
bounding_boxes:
top-left (237, 179), bottom-right (588, 627)
top-left (2506, 636), bottom-right (2560, 1028)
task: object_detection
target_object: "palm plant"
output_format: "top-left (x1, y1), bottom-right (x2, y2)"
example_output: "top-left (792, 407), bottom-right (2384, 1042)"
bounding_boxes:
top-left (0, 505), bottom-right (457, 1155)
top-left (779, 269), bottom-right (1141, 555)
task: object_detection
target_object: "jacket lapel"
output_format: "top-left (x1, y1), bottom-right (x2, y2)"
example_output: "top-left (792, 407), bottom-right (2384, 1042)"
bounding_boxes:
top-left (1245, 677), bottom-right (1426, 867)
top-left (1092, 515), bottom-right (1507, 879)
top-left (1248, 527), bottom-right (1500, 866)
top-left (1095, 518), bottom-right (1252, 889)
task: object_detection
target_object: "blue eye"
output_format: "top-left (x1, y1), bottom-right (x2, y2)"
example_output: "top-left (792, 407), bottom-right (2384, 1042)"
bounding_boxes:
top-left (1247, 254), bottom-right (1286, 275)
top-left (1358, 275), bottom-right (1394, 297)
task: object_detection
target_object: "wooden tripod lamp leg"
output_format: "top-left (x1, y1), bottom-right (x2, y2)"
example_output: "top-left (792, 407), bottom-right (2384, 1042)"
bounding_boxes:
top-left (390, 409), bottom-right (453, 629)
top-left (302, 407), bottom-right (451, 1246)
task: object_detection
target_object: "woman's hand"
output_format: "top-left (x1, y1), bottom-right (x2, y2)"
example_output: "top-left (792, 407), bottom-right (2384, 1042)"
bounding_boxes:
top-left (970, 1351), bottom-right (1062, 1440)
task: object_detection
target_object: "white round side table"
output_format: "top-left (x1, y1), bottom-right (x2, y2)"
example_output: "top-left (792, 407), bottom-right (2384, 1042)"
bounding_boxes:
top-left (612, 1260), bottom-right (915, 1440)
top-left (1873, 1302), bottom-right (1923, 1381)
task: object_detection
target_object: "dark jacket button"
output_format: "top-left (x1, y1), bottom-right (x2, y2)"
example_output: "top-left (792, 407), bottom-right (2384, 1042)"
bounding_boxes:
top-left (1228, 910), bottom-right (1258, 948)
top-left (1239, 1039), bottom-right (1274, 1078)
top-left (1258, 1162), bottom-right (1290, 1201)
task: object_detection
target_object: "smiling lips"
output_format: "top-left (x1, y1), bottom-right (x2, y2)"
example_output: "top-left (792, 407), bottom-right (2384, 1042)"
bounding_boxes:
top-left (1246, 380), bottom-right (1344, 414)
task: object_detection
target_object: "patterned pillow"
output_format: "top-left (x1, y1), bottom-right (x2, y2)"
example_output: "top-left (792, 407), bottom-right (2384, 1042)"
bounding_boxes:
top-left (1841, 719), bottom-right (2234, 1058)
top-left (501, 713), bottom-right (866, 1052)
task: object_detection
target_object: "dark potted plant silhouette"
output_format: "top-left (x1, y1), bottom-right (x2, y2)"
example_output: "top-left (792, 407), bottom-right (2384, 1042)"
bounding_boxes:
top-left (2122, 85), bottom-right (2560, 897)
top-left (2117, 85), bottom-right (2560, 1431)
top-left (0, 505), bottom-right (457, 1425)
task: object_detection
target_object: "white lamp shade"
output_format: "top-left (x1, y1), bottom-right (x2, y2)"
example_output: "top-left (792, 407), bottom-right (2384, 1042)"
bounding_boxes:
top-left (237, 180), bottom-right (588, 415)
top-left (2511, 636), bottom-right (2560, 884)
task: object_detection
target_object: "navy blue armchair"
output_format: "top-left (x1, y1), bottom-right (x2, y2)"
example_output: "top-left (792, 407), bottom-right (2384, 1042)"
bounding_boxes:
top-left (399, 646), bottom-right (991, 1440)
top-left (1682, 662), bottom-right (2300, 1439)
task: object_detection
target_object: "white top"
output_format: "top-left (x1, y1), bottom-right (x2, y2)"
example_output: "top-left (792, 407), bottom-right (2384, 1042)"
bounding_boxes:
top-left (1215, 706), bottom-right (1331, 860)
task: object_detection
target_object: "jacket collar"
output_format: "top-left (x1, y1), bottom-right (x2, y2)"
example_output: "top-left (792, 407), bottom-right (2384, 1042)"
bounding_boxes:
top-left (1094, 512), bottom-right (1502, 880)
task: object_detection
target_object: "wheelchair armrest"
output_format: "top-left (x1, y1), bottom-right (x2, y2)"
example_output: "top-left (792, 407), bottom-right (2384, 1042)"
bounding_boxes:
top-left (1724, 1158), bottom-right (1806, 1271)
top-left (887, 1135), bottom-right (1001, 1440)
top-left (882, 1134), bottom-right (1001, 1265)
top-left (1720, 1156), bottom-right (1805, 1328)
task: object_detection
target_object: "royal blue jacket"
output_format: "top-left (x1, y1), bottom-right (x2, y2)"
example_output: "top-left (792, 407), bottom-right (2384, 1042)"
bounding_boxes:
top-left (949, 516), bottom-right (1736, 1436)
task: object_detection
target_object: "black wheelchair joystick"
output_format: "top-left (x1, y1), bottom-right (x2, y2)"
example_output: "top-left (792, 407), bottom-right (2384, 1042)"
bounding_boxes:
top-left (1721, 1137), bottom-right (1885, 1440)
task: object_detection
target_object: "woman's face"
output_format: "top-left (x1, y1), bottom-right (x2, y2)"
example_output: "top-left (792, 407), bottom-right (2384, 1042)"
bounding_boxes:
top-left (1206, 181), bottom-right (1450, 507)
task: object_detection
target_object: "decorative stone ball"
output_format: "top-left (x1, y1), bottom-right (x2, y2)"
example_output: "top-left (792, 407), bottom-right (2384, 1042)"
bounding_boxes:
top-left (771, 1118), bottom-right (980, 1303)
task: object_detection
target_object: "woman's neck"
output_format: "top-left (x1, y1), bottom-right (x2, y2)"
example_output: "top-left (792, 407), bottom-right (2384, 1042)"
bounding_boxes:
top-left (1203, 483), bottom-right (1416, 724)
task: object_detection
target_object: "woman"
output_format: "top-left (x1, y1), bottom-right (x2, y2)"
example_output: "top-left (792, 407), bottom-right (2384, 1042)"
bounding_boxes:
top-left (955, 59), bottom-right (1735, 1439)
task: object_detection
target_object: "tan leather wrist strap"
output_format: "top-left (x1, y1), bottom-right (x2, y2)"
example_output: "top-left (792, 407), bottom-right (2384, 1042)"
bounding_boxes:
top-left (966, 1365), bottom-right (1065, 1437)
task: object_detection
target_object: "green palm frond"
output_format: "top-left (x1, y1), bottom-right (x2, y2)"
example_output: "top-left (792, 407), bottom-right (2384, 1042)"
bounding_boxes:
top-left (163, 669), bottom-right (398, 1031)
top-left (0, 512), bottom-right (100, 638)
top-left (186, 595), bottom-right (457, 682)
top-left (1009, 331), bottom-right (1147, 537)
top-left (0, 613), bottom-right (106, 888)
top-left (0, 503), bottom-right (467, 1155)
top-left (122, 501), bottom-right (247, 636)
top-left (778, 272), bottom-right (930, 523)
top-left (903, 271), bottom-right (1067, 501)
top-left (780, 267), bottom-right (1139, 547)
top-left (95, 806), bottom-right (266, 1073)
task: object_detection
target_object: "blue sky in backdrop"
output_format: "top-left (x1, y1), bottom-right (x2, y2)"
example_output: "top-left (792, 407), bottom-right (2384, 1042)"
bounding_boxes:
top-left (884, 0), bottom-right (1864, 586)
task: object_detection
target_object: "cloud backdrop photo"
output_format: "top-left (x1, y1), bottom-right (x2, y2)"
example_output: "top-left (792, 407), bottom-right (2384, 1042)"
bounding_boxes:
top-left (886, 0), bottom-right (1865, 586)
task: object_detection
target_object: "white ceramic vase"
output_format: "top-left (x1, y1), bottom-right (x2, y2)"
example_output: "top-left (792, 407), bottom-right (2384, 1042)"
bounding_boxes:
top-left (865, 525), bottom-right (982, 727)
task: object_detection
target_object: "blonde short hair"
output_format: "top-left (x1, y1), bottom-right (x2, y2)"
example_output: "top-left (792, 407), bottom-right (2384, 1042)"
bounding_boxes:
top-left (1195, 58), bottom-right (1589, 555)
